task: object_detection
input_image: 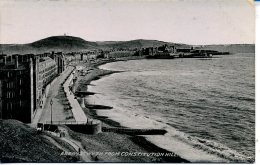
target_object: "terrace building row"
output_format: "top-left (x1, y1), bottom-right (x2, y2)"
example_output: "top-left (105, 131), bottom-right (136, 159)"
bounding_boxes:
top-left (0, 52), bottom-right (66, 123)
top-left (140, 45), bottom-right (193, 56)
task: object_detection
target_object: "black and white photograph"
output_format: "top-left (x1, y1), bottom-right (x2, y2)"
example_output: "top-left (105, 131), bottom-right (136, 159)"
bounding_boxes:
top-left (0, 0), bottom-right (256, 163)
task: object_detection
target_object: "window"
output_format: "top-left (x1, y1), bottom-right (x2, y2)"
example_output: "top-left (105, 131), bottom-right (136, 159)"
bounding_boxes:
top-left (19, 89), bottom-right (22, 96)
top-left (19, 100), bottom-right (22, 107)
top-left (19, 79), bottom-right (22, 85)
top-left (6, 92), bottom-right (10, 98)
top-left (8, 82), bottom-right (14, 89)
top-left (5, 102), bottom-right (12, 110)
top-left (8, 72), bottom-right (12, 77)
top-left (7, 92), bottom-right (14, 98)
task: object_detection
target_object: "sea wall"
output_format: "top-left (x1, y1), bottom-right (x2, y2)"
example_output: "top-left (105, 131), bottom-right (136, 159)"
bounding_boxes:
top-left (67, 123), bottom-right (102, 134)
top-left (38, 122), bottom-right (102, 135)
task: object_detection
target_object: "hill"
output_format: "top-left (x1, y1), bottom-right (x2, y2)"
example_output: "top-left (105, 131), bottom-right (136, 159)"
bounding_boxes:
top-left (30, 36), bottom-right (98, 49)
top-left (0, 119), bottom-right (78, 163)
top-left (96, 39), bottom-right (190, 49)
top-left (97, 39), bottom-right (168, 49)
top-left (0, 36), bottom-right (98, 55)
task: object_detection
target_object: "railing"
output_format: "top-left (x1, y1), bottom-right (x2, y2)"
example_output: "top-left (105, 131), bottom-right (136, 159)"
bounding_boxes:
top-left (44, 119), bottom-right (100, 125)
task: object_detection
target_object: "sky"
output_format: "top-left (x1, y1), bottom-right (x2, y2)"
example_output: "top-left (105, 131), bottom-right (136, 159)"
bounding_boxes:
top-left (0, 0), bottom-right (255, 45)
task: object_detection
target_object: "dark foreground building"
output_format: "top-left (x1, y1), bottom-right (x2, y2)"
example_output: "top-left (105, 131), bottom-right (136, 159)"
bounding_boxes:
top-left (0, 55), bottom-right (34, 122)
top-left (0, 53), bottom-right (66, 123)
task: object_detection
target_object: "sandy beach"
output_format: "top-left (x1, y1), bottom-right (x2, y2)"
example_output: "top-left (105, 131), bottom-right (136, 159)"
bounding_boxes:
top-left (71, 57), bottom-right (189, 163)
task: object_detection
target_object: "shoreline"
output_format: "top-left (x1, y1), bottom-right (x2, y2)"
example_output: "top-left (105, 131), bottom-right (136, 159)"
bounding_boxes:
top-left (74, 57), bottom-right (190, 163)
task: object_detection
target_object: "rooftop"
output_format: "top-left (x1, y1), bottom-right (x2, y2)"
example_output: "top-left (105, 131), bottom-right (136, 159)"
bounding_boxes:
top-left (0, 62), bottom-right (27, 70)
top-left (39, 56), bottom-right (54, 63)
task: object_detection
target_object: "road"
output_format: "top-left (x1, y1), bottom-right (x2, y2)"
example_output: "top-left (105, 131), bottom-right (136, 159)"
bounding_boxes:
top-left (38, 66), bottom-right (75, 123)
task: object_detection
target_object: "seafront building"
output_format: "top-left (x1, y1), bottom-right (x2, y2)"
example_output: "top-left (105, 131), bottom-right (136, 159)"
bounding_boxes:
top-left (0, 52), bottom-right (66, 123)
top-left (0, 55), bottom-right (34, 122)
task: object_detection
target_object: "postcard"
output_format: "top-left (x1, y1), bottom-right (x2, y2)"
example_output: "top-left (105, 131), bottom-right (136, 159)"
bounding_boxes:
top-left (0, 0), bottom-right (256, 163)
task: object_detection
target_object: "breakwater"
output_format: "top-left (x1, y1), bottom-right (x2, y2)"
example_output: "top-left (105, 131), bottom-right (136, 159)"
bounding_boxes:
top-left (102, 127), bottom-right (167, 135)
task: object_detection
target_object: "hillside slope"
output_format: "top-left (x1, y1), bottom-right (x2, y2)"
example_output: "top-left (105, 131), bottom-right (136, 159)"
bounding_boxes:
top-left (96, 39), bottom-right (190, 49)
top-left (97, 39), bottom-right (168, 49)
top-left (0, 119), bottom-right (77, 163)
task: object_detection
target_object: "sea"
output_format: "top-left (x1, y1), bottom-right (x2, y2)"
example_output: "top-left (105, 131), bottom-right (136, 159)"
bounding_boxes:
top-left (85, 53), bottom-right (255, 162)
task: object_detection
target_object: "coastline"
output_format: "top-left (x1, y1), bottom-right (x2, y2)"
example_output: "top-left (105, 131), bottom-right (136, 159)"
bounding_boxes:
top-left (73, 57), bottom-right (189, 163)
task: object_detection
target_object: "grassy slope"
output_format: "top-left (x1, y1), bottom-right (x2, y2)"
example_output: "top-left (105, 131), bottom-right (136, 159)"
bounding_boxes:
top-left (0, 119), bottom-right (77, 163)
top-left (66, 127), bottom-right (165, 162)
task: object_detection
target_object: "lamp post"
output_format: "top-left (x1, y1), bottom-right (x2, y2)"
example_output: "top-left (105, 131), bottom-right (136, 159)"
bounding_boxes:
top-left (50, 99), bottom-right (53, 124)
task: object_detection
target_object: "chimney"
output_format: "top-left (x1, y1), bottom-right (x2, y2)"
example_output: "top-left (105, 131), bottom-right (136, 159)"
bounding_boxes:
top-left (15, 55), bottom-right (19, 69)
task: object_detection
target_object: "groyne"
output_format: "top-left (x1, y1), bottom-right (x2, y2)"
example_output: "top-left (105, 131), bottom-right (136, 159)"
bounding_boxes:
top-left (102, 127), bottom-right (167, 135)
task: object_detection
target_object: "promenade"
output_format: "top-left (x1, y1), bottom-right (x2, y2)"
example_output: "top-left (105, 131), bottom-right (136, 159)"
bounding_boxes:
top-left (63, 72), bottom-right (88, 122)
top-left (33, 64), bottom-right (89, 126)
